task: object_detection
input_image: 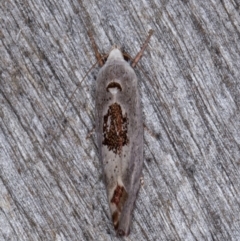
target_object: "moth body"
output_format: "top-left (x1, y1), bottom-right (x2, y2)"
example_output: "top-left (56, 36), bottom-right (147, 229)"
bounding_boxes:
top-left (95, 48), bottom-right (143, 236)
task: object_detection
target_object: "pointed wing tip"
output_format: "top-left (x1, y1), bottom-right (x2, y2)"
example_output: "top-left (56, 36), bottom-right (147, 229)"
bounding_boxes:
top-left (117, 228), bottom-right (129, 237)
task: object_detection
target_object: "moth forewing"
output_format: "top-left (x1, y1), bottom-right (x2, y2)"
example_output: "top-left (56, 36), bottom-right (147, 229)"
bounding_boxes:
top-left (47, 28), bottom-right (153, 236)
top-left (95, 48), bottom-right (143, 236)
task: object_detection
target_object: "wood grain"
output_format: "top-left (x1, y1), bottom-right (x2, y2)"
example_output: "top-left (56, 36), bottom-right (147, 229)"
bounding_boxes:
top-left (1, 0), bottom-right (240, 240)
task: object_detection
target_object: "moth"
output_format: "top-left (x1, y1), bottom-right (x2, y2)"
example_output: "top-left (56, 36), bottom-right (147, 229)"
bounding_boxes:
top-left (51, 30), bottom-right (153, 236)
top-left (92, 30), bottom-right (153, 236)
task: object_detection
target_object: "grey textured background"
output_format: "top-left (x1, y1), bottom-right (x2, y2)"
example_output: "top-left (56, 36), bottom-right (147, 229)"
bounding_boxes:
top-left (1, 0), bottom-right (240, 240)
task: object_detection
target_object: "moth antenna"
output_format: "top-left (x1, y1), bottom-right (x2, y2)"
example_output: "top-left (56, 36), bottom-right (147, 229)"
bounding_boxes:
top-left (49, 60), bottom-right (99, 145)
top-left (49, 32), bottom-right (108, 145)
top-left (62, 61), bottom-right (98, 115)
top-left (132, 29), bottom-right (154, 68)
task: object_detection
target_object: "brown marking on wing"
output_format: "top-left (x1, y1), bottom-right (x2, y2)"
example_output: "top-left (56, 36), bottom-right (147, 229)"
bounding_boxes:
top-left (106, 82), bottom-right (122, 92)
top-left (111, 185), bottom-right (128, 208)
top-left (111, 184), bottom-right (128, 230)
top-left (112, 211), bottom-right (119, 230)
top-left (103, 103), bottom-right (129, 155)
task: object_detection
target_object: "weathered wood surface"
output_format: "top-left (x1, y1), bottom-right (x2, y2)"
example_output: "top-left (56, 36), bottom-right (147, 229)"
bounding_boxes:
top-left (1, 0), bottom-right (240, 240)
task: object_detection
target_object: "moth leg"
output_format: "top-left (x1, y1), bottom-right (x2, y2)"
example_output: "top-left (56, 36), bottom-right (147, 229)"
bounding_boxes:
top-left (88, 31), bottom-right (105, 67)
top-left (143, 123), bottom-right (160, 139)
top-left (140, 176), bottom-right (144, 187)
top-left (131, 29), bottom-right (154, 68)
top-left (86, 127), bottom-right (95, 140)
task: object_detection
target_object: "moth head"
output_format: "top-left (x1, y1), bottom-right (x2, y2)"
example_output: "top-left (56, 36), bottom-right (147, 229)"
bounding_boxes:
top-left (107, 46), bottom-right (124, 62)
